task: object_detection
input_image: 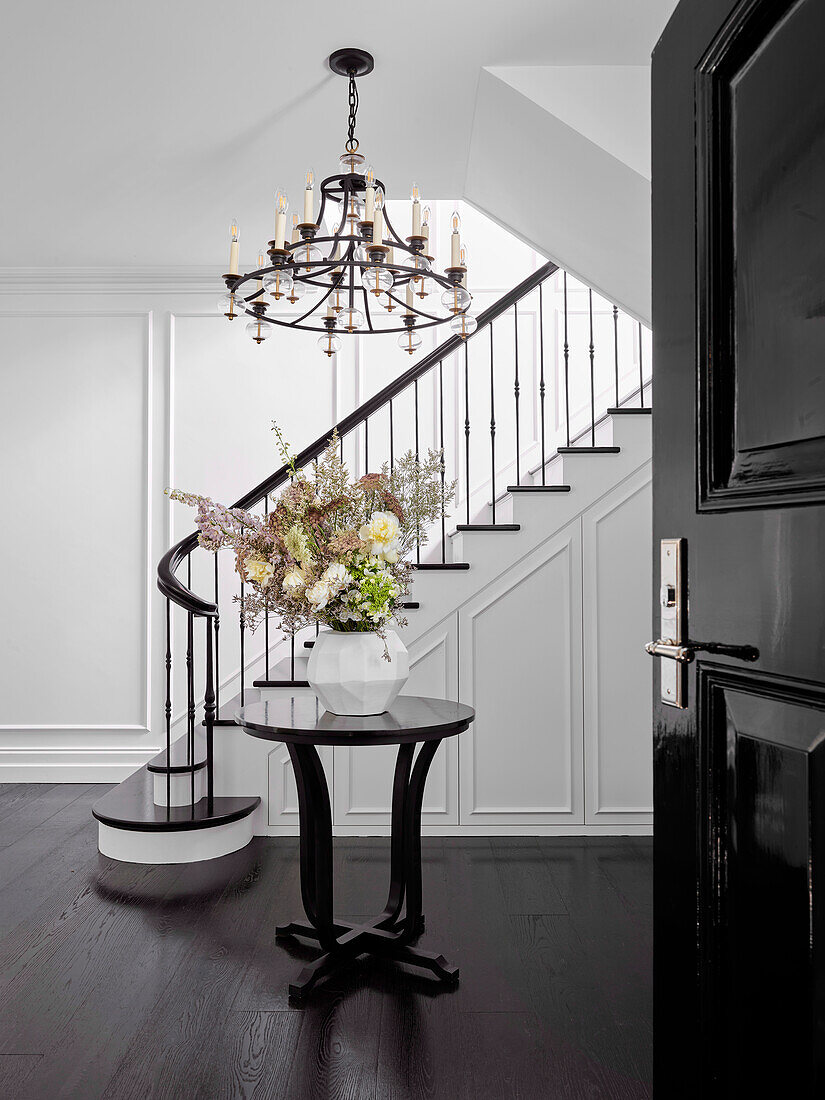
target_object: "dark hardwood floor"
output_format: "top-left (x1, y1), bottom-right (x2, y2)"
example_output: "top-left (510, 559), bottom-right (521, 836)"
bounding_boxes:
top-left (0, 784), bottom-right (652, 1099)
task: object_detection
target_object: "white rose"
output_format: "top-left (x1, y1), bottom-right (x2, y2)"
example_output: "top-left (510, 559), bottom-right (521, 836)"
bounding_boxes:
top-left (246, 557), bottom-right (274, 587)
top-left (306, 579), bottom-right (333, 611)
top-left (282, 566), bottom-right (307, 593)
top-left (358, 511), bottom-right (401, 559)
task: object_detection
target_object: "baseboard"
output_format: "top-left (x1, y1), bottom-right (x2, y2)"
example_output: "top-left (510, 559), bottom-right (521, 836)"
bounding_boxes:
top-left (0, 749), bottom-right (156, 783)
top-left (258, 823), bottom-right (654, 837)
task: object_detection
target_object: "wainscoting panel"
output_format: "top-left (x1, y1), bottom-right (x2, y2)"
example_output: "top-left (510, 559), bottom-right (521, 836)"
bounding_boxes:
top-left (0, 310), bottom-right (153, 779)
top-left (332, 618), bottom-right (459, 827)
top-left (582, 465), bottom-right (653, 824)
top-left (459, 521), bottom-right (584, 826)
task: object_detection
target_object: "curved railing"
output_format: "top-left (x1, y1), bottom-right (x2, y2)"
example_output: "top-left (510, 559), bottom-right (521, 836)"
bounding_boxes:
top-left (154, 259), bottom-right (651, 814)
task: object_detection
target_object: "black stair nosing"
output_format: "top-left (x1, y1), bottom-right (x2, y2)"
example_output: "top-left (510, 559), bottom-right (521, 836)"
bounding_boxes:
top-left (412, 562), bottom-right (470, 571)
top-left (400, 601), bottom-right (420, 609)
top-left (252, 679), bottom-right (311, 689)
top-left (507, 484), bottom-right (572, 493)
top-left (556, 446), bottom-right (621, 454)
top-left (304, 641), bottom-right (315, 650)
top-left (92, 766), bottom-right (260, 832)
top-left (455, 524), bottom-right (521, 532)
top-left (607, 406), bottom-right (651, 415)
top-left (147, 753), bottom-right (208, 775)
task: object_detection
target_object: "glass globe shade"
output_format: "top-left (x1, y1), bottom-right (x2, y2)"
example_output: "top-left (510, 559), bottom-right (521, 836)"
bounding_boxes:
top-left (295, 243), bottom-right (323, 273)
top-left (361, 266), bottom-right (394, 296)
top-left (318, 332), bottom-right (342, 356)
top-left (352, 244), bottom-right (369, 265)
top-left (441, 285), bottom-right (472, 314)
top-left (339, 306), bottom-right (364, 332)
top-left (246, 319), bottom-right (274, 343)
top-left (286, 280), bottom-right (306, 303)
top-left (398, 329), bottom-right (423, 355)
top-left (262, 270), bottom-right (293, 299)
top-left (217, 294), bottom-right (238, 317)
top-left (413, 255), bottom-right (431, 273)
top-left (450, 313), bottom-right (478, 339)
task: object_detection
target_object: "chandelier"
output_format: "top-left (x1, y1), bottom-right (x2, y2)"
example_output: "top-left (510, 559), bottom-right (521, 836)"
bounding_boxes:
top-left (218, 48), bottom-right (476, 355)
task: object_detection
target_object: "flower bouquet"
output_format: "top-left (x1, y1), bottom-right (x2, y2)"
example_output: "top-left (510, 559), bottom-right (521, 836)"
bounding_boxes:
top-left (168, 425), bottom-right (455, 715)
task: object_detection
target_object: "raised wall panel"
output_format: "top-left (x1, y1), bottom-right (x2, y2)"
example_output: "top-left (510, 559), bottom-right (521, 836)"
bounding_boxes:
top-left (459, 522), bottom-right (584, 826)
top-left (0, 312), bottom-right (151, 756)
top-left (332, 618), bottom-right (459, 828)
top-left (582, 464), bottom-right (653, 824)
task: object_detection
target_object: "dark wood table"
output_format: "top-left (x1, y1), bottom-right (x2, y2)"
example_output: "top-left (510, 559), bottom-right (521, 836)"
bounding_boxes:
top-left (235, 694), bottom-right (475, 1000)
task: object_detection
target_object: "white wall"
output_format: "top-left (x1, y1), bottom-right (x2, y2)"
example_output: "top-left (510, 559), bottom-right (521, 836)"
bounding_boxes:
top-left (465, 69), bottom-right (652, 324)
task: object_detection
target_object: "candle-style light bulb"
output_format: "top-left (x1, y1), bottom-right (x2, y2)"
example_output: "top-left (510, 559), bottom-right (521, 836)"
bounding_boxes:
top-left (364, 164), bottom-right (376, 222)
top-left (291, 212), bottom-right (300, 244)
top-left (421, 204), bottom-right (431, 251)
top-left (256, 249), bottom-right (266, 294)
top-left (274, 190), bottom-right (289, 248)
top-left (228, 218), bottom-right (240, 275)
top-left (303, 169), bottom-right (315, 224)
top-left (373, 188), bottom-right (385, 246)
top-left (450, 208), bottom-right (462, 267)
top-left (460, 244), bottom-right (468, 286)
top-left (410, 182), bottom-right (422, 235)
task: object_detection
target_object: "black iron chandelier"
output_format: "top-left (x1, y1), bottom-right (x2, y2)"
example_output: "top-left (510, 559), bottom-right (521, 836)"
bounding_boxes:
top-left (218, 48), bottom-right (476, 355)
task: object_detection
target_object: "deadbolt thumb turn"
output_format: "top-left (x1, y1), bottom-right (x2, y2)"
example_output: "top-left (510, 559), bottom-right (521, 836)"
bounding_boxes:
top-left (646, 539), bottom-right (758, 708)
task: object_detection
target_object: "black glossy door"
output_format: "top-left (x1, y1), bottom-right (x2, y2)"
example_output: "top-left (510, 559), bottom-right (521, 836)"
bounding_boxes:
top-left (652, 0), bottom-right (825, 1095)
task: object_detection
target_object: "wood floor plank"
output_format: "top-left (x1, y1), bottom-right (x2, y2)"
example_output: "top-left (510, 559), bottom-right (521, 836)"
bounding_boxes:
top-left (0, 783), bottom-right (57, 826)
top-left (0, 793), bottom-right (652, 1098)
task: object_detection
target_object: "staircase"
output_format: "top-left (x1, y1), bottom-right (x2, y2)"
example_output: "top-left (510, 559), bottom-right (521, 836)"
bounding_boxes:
top-left (93, 261), bottom-right (652, 863)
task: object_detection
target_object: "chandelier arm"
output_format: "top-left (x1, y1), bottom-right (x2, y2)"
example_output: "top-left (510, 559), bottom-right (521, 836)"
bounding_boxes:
top-left (381, 207), bottom-right (407, 250)
top-left (287, 280), bottom-right (338, 327)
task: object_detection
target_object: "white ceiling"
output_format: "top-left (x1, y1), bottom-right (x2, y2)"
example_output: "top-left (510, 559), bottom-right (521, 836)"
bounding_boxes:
top-left (0, 0), bottom-right (676, 268)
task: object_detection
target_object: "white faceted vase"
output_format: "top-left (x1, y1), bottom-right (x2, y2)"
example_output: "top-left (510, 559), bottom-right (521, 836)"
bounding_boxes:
top-left (307, 629), bottom-right (409, 716)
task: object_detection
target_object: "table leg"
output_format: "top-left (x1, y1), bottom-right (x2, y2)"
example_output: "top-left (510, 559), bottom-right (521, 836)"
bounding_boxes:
top-left (278, 736), bottom-right (458, 999)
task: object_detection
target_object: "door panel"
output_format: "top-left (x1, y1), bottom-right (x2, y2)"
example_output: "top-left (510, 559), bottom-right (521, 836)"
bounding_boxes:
top-left (653, 0), bottom-right (825, 1094)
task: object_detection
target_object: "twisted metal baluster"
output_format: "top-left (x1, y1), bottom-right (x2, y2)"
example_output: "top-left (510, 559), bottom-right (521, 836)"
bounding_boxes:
top-left (490, 322), bottom-right (497, 520)
top-left (613, 305), bottom-right (620, 408)
top-left (563, 272), bottom-right (571, 447)
top-left (588, 289), bottom-right (596, 446)
top-left (539, 285), bottom-right (546, 485)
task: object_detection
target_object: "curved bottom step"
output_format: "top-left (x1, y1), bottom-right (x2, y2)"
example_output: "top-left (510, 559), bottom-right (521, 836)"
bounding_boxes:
top-left (93, 765), bottom-right (260, 865)
top-left (97, 815), bottom-right (256, 865)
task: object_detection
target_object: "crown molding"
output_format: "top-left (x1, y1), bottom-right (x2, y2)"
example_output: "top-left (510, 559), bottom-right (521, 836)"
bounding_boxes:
top-left (0, 266), bottom-right (221, 295)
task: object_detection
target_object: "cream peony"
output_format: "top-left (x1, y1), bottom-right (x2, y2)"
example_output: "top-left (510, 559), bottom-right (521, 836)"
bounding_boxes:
top-left (322, 562), bottom-right (351, 592)
top-left (246, 557), bottom-right (274, 587)
top-left (282, 566), bottom-right (307, 593)
top-left (306, 579), bottom-right (333, 611)
top-left (359, 511), bottom-right (401, 561)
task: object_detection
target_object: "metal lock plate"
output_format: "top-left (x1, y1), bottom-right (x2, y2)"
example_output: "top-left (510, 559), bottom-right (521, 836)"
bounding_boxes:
top-left (659, 538), bottom-right (687, 708)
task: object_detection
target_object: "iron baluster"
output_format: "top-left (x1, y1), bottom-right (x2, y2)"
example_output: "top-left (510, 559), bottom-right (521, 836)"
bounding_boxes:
top-left (364, 417), bottom-right (369, 472)
top-left (389, 399), bottom-right (394, 473)
top-left (563, 272), bottom-right (571, 447)
top-left (490, 322), bottom-right (497, 521)
top-left (414, 379), bottom-right (420, 563)
top-left (239, 579), bottom-right (245, 706)
top-left (165, 598), bottom-right (171, 811)
top-left (613, 305), bottom-right (620, 408)
top-left (264, 493), bottom-right (269, 680)
top-left (204, 617), bottom-right (215, 811)
top-left (538, 285), bottom-right (546, 486)
top-left (186, 609), bottom-right (195, 808)
top-left (464, 341), bottom-right (470, 525)
top-left (438, 360), bottom-right (446, 561)
top-left (514, 300), bottom-right (520, 484)
top-left (588, 289), bottom-right (596, 446)
top-left (214, 555), bottom-right (220, 720)
top-left (291, 631), bottom-right (296, 682)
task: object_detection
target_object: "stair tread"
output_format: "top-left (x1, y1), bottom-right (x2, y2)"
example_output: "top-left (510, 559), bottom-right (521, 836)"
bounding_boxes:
top-left (556, 446), bottom-right (621, 454)
top-left (455, 524), bottom-right (521, 532)
top-left (412, 562), bottom-right (470, 570)
top-left (251, 679), bottom-right (311, 689)
top-left (607, 406), bottom-right (651, 415)
top-left (507, 485), bottom-right (572, 493)
top-left (92, 766), bottom-right (260, 832)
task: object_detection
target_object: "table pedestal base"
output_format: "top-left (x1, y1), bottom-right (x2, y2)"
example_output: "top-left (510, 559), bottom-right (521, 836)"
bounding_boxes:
top-left (278, 738), bottom-right (459, 1001)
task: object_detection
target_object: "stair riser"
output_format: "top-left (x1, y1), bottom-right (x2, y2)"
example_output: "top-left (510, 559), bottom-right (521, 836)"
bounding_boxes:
top-left (153, 768), bottom-right (206, 808)
top-left (97, 817), bottom-right (255, 864)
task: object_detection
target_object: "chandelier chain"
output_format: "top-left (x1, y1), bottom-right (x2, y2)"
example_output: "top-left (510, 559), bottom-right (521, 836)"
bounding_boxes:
top-left (346, 71), bottom-right (360, 153)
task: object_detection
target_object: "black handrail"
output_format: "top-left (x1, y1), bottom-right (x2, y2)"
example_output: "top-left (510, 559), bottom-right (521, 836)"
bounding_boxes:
top-left (157, 260), bottom-right (559, 617)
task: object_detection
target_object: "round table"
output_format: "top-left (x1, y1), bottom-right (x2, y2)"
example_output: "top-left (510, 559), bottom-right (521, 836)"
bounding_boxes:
top-left (235, 694), bottom-right (474, 1000)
